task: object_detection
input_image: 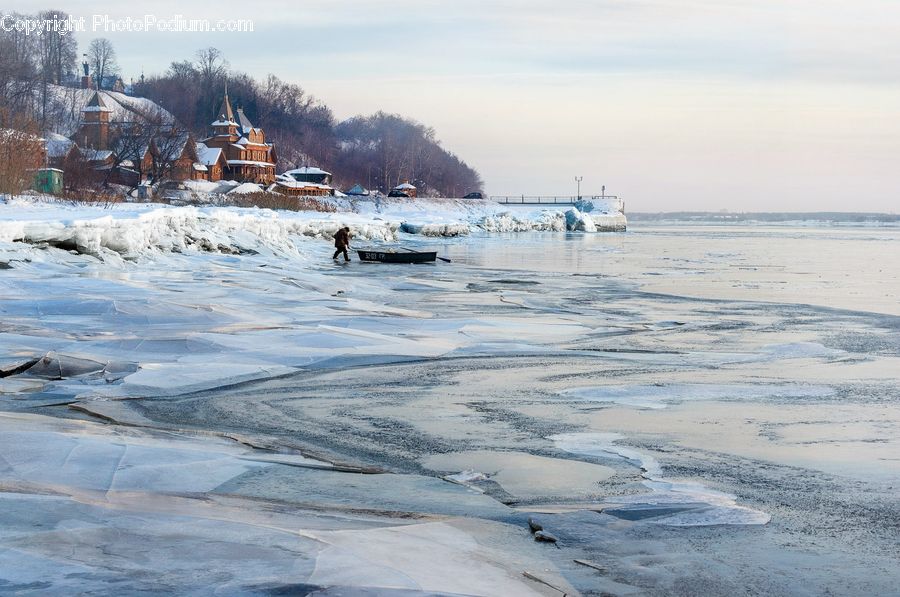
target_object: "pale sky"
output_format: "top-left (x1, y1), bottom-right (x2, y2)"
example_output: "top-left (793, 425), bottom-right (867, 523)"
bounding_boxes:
top-left (10, 0), bottom-right (900, 211)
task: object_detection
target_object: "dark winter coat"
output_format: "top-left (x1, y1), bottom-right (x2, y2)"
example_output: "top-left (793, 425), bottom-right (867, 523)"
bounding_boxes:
top-left (333, 229), bottom-right (350, 248)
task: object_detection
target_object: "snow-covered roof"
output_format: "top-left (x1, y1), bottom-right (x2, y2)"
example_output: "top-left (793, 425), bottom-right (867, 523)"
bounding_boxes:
top-left (275, 180), bottom-right (333, 190)
top-left (211, 119), bottom-right (237, 127)
top-left (155, 132), bottom-right (193, 159)
top-left (227, 159), bottom-right (275, 167)
top-left (81, 149), bottom-right (114, 161)
top-left (22, 85), bottom-right (174, 139)
top-left (83, 92), bottom-right (112, 113)
top-left (193, 163), bottom-right (208, 171)
top-left (346, 184), bottom-right (369, 196)
top-left (236, 137), bottom-right (249, 145)
top-left (284, 166), bottom-right (332, 176)
top-left (236, 108), bottom-right (254, 134)
top-left (45, 133), bottom-right (75, 158)
top-left (195, 143), bottom-right (224, 166)
top-left (394, 182), bottom-right (416, 190)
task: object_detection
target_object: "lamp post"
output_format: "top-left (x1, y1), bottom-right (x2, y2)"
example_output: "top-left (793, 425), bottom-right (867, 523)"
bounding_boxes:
top-left (575, 176), bottom-right (583, 200)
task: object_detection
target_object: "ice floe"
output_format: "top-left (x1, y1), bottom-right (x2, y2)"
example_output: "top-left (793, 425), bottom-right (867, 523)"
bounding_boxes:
top-left (551, 432), bottom-right (771, 526)
top-left (424, 450), bottom-right (615, 502)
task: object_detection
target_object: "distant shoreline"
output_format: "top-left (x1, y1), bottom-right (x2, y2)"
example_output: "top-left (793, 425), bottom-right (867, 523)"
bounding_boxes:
top-left (627, 211), bottom-right (899, 223)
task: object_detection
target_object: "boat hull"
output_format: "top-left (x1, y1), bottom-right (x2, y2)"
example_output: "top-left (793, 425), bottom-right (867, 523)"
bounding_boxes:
top-left (357, 250), bottom-right (437, 263)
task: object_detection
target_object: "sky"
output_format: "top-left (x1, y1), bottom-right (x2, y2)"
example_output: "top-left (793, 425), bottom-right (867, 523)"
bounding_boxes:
top-left (8, 0), bottom-right (900, 211)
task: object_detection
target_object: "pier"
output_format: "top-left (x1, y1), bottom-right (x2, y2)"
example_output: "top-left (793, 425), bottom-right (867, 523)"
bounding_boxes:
top-left (491, 195), bottom-right (620, 206)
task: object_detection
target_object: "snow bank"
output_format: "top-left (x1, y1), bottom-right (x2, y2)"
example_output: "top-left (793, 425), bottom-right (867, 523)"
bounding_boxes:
top-left (0, 199), bottom-right (397, 259)
top-left (400, 222), bottom-right (470, 236)
top-left (478, 210), bottom-right (567, 232)
top-left (352, 196), bottom-right (626, 235)
top-left (0, 193), bottom-right (626, 259)
top-left (228, 182), bottom-right (265, 195)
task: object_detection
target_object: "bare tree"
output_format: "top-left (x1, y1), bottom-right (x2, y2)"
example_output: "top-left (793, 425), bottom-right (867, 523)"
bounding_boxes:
top-left (0, 108), bottom-right (43, 196)
top-left (195, 47), bottom-right (228, 82)
top-left (0, 12), bottom-right (40, 115)
top-left (33, 10), bottom-right (77, 129)
top-left (87, 38), bottom-right (117, 90)
top-left (167, 60), bottom-right (197, 81)
top-left (37, 10), bottom-right (77, 85)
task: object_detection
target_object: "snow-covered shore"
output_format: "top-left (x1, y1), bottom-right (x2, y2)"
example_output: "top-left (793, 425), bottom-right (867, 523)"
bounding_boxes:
top-left (356, 196), bottom-right (627, 235)
top-left (0, 195), bottom-right (626, 259)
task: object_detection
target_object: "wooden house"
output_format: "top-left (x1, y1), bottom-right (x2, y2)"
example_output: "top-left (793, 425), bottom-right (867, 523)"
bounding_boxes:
top-left (391, 181), bottom-right (417, 198)
top-left (200, 89), bottom-right (277, 184)
top-left (272, 179), bottom-right (332, 197)
top-left (283, 166), bottom-right (332, 186)
top-left (195, 143), bottom-right (227, 182)
top-left (45, 134), bottom-right (79, 171)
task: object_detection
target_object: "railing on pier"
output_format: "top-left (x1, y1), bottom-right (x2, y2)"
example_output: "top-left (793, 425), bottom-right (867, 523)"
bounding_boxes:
top-left (491, 195), bottom-right (620, 205)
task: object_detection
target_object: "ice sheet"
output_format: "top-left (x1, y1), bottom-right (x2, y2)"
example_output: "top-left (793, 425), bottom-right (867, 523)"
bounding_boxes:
top-left (0, 412), bottom-right (571, 596)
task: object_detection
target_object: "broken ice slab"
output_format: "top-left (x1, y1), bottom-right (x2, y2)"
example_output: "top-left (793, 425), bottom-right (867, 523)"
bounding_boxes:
top-left (0, 411), bottom-right (572, 596)
top-left (19, 352), bottom-right (111, 380)
top-left (0, 357), bottom-right (40, 376)
top-left (423, 450), bottom-right (615, 502)
top-left (551, 433), bottom-right (770, 526)
top-left (214, 465), bottom-right (513, 520)
top-left (97, 359), bottom-right (301, 397)
top-left (0, 378), bottom-right (45, 394)
top-left (0, 411), bottom-right (337, 493)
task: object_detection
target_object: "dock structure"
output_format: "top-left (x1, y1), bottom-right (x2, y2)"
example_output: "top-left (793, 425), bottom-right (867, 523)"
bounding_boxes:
top-left (491, 195), bottom-right (620, 205)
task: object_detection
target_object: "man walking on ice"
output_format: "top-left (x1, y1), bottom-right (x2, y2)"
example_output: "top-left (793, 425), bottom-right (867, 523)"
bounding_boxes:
top-left (333, 226), bottom-right (352, 261)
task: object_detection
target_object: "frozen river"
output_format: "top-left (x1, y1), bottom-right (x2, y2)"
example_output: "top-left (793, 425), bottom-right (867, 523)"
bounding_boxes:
top-left (1, 219), bottom-right (898, 595)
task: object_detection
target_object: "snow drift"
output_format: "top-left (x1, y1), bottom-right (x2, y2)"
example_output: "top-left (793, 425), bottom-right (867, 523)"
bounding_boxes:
top-left (0, 199), bottom-right (398, 259)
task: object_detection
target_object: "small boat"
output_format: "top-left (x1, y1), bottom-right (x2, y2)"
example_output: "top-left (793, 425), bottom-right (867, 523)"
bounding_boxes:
top-left (356, 248), bottom-right (438, 263)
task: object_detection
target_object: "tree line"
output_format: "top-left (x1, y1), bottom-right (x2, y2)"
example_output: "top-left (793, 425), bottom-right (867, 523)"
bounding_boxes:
top-left (0, 13), bottom-right (483, 197)
top-left (0, 10), bottom-right (121, 127)
top-left (136, 48), bottom-right (483, 196)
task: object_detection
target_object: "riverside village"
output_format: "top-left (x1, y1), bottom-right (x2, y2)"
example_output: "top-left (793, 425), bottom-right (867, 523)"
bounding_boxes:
top-left (2, 55), bottom-right (627, 242)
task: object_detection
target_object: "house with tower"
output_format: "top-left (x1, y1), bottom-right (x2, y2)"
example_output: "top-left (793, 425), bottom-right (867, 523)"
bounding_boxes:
top-left (199, 87), bottom-right (277, 184)
top-left (49, 87), bottom-right (286, 191)
top-left (71, 91), bottom-right (204, 186)
top-left (75, 92), bottom-right (112, 151)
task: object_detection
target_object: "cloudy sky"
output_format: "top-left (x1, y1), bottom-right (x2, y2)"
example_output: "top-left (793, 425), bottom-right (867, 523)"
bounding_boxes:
top-left (12, 0), bottom-right (900, 211)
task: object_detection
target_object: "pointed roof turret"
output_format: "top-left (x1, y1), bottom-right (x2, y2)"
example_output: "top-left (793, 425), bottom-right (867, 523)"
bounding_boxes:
top-left (236, 107), bottom-right (254, 134)
top-left (83, 91), bottom-right (112, 113)
top-left (215, 82), bottom-right (235, 124)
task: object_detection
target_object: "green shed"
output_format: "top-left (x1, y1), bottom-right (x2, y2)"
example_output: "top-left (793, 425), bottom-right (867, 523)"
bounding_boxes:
top-left (33, 168), bottom-right (64, 195)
